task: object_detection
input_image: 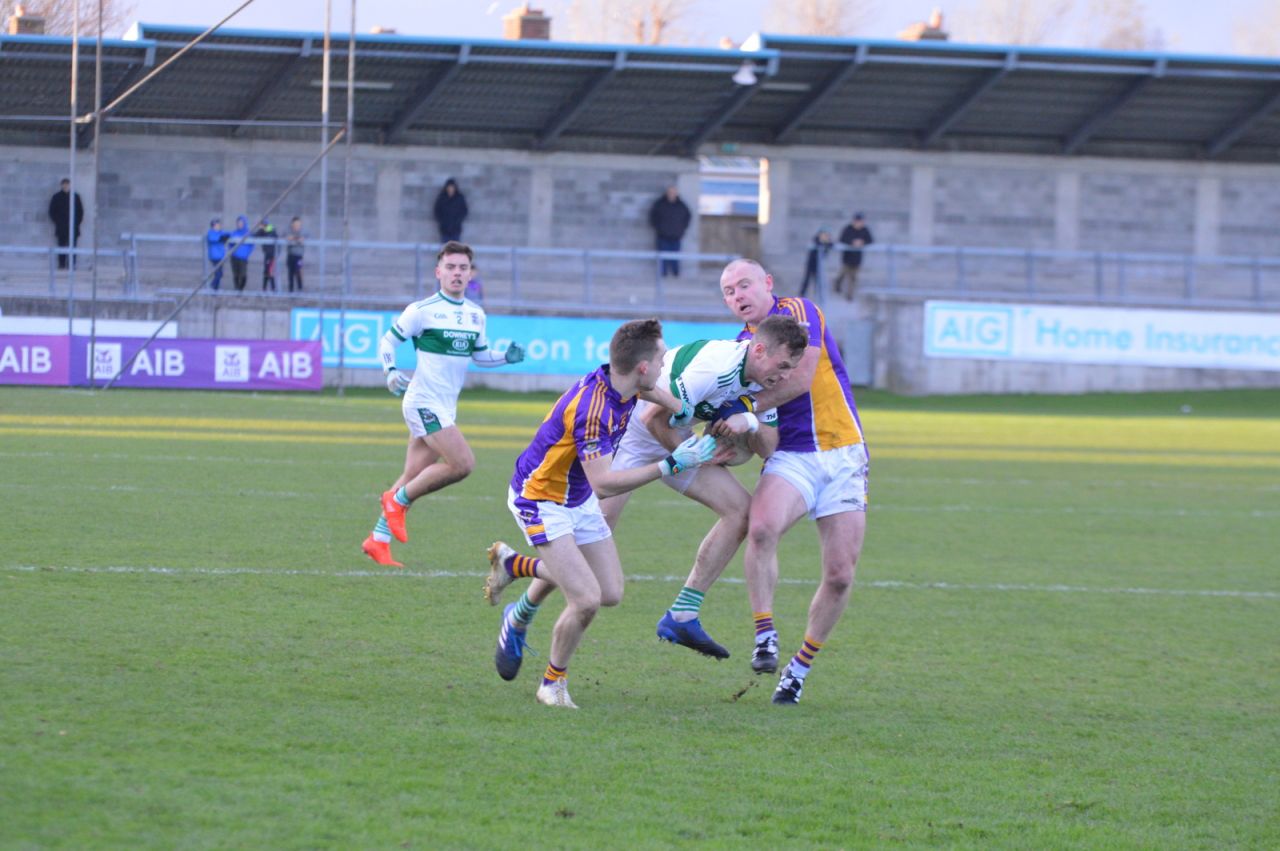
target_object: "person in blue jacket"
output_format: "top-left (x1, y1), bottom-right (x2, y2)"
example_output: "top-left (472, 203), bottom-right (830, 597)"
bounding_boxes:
top-left (230, 215), bottom-right (254, 291)
top-left (205, 217), bottom-right (230, 292)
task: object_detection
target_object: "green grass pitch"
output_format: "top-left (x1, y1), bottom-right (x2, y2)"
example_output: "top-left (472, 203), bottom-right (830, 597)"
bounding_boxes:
top-left (2, 385), bottom-right (1278, 848)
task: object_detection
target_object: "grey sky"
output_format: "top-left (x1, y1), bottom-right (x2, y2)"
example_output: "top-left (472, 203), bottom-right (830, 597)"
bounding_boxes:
top-left (126, 1), bottom-right (1265, 57)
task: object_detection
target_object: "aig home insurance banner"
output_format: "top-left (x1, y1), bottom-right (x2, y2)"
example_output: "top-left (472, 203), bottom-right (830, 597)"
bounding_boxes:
top-left (923, 301), bottom-right (1280, 372)
top-left (291, 309), bottom-right (742, 375)
top-left (64, 337), bottom-right (323, 390)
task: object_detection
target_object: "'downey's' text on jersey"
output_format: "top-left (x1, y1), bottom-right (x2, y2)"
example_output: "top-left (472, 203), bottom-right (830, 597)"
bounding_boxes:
top-left (391, 291), bottom-right (488, 409)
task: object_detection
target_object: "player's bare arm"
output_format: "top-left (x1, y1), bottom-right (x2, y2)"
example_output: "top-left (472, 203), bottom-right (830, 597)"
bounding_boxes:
top-left (583, 436), bottom-right (715, 498)
top-left (637, 386), bottom-right (685, 418)
top-left (748, 343), bottom-right (820, 412)
top-left (639, 402), bottom-right (686, 451)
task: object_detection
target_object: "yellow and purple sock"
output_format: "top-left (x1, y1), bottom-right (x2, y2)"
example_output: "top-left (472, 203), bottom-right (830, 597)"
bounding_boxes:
top-left (753, 611), bottom-right (776, 641)
top-left (542, 662), bottom-right (567, 687)
top-left (505, 553), bottom-right (541, 579)
top-left (787, 635), bottom-right (824, 679)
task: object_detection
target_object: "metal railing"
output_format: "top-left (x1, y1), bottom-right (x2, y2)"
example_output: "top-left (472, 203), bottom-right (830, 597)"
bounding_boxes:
top-left (844, 243), bottom-right (1280, 307)
top-left (0, 244), bottom-right (134, 297)
top-left (114, 233), bottom-right (740, 315)
top-left (5, 236), bottom-right (1280, 312)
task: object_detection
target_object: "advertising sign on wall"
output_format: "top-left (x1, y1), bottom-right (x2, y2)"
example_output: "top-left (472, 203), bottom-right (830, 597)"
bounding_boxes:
top-left (924, 301), bottom-right (1280, 372)
top-left (0, 335), bottom-right (323, 391)
top-left (291, 309), bottom-right (742, 375)
top-left (0, 335), bottom-right (71, 386)
top-left (69, 337), bottom-right (324, 390)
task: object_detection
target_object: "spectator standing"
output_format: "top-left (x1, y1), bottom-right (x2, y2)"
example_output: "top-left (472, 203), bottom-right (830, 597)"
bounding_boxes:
top-left (48, 178), bottom-right (84, 270)
top-left (798, 228), bottom-right (834, 298)
top-left (253, 218), bottom-right (279, 292)
top-left (433, 177), bottom-right (468, 242)
top-left (205, 217), bottom-right (229, 292)
top-left (649, 185), bottom-right (692, 278)
top-left (286, 216), bottom-right (305, 292)
top-left (229, 215), bottom-right (253, 292)
top-left (833, 212), bottom-right (873, 301)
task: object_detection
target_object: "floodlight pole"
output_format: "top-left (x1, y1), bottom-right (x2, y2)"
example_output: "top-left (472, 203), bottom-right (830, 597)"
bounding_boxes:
top-left (319, 0), bottom-right (332, 344)
top-left (337, 0), bottom-right (356, 396)
top-left (67, 1), bottom-right (79, 340)
top-left (88, 0), bottom-right (104, 387)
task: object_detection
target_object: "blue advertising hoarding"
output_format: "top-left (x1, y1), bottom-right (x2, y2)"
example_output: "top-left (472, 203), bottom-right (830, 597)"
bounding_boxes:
top-left (291, 309), bottom-right (742, 375)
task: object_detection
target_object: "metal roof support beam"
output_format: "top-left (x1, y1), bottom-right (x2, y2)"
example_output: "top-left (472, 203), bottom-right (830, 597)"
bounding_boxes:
top-left (385, 44), bottom-right (469, 143)
top-left (75, 60), bottom-right (150, 147)
top-left (684, 83), bottom-right (760, 156)
top-left (233, 43), bottom-right (311, 137)
top-left (920, 52), bottom-right (1016, 148)
top-left (773, 44), bottom-right (867, 143)
top-left (1062, 60), bottom-right (1163, 154)
top-left (1205, 86), bottom-right (1280, 157)
top-left (535, 51), bottom-right (624, 149)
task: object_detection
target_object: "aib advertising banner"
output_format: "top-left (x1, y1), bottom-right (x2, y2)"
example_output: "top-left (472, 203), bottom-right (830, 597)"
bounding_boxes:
top-left (0, 335), bottom-right (322, 391)
top-left (0, 335), bottom-right (70, 386)
top-left (290, 308), bottom-right (742, 375)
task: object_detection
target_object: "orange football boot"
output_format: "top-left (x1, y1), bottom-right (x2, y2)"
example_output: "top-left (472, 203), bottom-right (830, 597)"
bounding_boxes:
top-left (362, 535), bottom-right (403, 568)
top-left (381, 489), bottom-right (409, 543)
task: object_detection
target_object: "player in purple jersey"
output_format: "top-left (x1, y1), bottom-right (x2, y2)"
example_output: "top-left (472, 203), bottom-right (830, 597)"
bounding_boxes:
top-left (493, 319), bottom-right (717, 709)
top-left (717, 259), bottom-right (870, 706)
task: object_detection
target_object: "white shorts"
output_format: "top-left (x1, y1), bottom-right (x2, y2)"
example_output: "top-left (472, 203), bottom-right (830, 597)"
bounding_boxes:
top-left (506, 487), bottom-right (612, 548)
top-left (611, 419), bottom-right (700, 495)
top-left (402, 395), bottom-right (457, 438)
top-left (762, 443), bottom-right (869, 520)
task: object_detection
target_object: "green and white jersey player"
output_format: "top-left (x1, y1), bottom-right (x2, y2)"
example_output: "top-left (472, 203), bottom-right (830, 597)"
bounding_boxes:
top-left (603, 315), bottom-right (810, 658)
top-left (361, 240), bottom-right (526, 568)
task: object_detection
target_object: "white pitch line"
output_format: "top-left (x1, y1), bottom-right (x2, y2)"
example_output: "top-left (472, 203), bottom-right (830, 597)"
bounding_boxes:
top-left (646, 497), bottom-right (1277, 519)
top-left (5, 564), bottom-right (1277, 599)
top-left (0, 481), bottom-right (498, 502)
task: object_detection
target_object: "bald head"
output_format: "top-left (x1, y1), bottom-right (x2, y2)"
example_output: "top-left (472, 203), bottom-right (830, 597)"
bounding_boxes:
top-left (720, 258), bottom-right (774, 325)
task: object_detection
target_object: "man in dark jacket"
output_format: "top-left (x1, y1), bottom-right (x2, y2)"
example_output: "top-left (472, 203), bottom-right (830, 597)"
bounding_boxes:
top-left (253, 218), bottom-right (279, 291)
top-left (833, 212), bottom-right (873, 301)
top-left (48, 179), bottom-right (84, 270)
top-left (649, 185), bottom-right (692, 277)
top-left (433, 178), bottom-right (468, 242)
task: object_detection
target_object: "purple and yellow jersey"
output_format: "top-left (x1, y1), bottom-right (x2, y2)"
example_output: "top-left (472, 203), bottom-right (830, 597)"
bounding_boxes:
top-left (738, 296), bottom-right (865, 453)
top-left (510, 365), bottom-right (635, 508)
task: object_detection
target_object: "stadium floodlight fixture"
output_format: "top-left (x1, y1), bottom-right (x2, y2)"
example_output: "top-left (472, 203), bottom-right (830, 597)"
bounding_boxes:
top-left (309, 79), bottom-right (395, 91)
top-left (732, 61), bottom-right (757, 87)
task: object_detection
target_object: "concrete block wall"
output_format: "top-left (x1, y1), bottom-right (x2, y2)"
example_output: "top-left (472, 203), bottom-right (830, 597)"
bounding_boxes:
top-left (1220, 176), bottom-right (1280, 256)
top-left (0, 137), bottom-right (698, 261)
top-left (755, 145), bottom-right (1280, 290)
top-left (1078, 172), bottom-right (1196, 254)
top-left (934, 167), bottom-right (1056, 249)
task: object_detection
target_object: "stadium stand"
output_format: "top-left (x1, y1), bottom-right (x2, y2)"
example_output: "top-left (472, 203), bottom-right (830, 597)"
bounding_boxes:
top-left (1, 24), bottom-right (1278, 391)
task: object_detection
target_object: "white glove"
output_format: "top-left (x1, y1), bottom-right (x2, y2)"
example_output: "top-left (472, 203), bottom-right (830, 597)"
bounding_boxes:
top-left (658, 434), bottom-right (718, 476)
top-left (385, 369), bottom-right (410, 396)
top-left (669, 399), bottom-right (696, 429)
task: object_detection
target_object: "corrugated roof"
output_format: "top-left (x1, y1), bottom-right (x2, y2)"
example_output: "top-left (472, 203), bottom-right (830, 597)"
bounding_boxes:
top-left (1, 24), bottom-right (1277, 161)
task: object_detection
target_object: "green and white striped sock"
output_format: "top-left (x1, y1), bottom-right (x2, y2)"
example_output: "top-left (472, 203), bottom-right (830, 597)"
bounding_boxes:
top-left (669, 586), bottom-right (704, 623)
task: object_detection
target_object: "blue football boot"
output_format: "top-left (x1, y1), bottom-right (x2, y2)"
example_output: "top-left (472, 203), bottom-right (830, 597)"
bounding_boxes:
top-left (656, 611), bottom-right (729, 659)
top-left (495, 603), bottom-right (529, 681)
